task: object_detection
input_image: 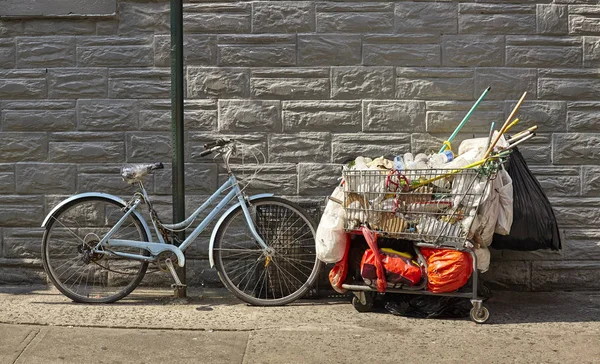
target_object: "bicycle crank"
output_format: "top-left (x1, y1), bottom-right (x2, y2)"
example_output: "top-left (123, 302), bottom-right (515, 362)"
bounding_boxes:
top-left (156, 251), bottom-right (178, 272)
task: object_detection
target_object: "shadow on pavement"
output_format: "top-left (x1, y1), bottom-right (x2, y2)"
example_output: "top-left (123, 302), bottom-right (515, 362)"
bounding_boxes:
top-left (16, 284), bottom-right (351, 308)
top-left (4, 285), bottom-right (599, 325)
top-left (337, 290), bottom-right (600, 325)
top-left (0, 285), bottom-right (54, 295)
top-left (484, 291), bottom-right (600, 324)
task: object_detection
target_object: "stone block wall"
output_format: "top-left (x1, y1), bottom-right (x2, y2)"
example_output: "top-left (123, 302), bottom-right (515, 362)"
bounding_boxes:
top-left (1, 0), bottom-right (599, 290)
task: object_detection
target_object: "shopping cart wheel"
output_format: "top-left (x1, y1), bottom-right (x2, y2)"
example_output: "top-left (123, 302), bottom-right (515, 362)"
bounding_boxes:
top-left (351, 292), bottom-right (374, 313)
top-left (470, 306), bottom-right (490, 324)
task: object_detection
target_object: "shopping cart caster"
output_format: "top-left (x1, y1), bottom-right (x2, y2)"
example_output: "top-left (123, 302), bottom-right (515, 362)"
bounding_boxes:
top-left (469, 299), bottom-right (489, 324)
top-left (352, 292), bottom-right (374, 313)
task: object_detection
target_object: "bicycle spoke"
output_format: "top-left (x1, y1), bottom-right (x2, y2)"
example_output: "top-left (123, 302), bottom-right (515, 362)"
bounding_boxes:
top-left (269, 257), bottom-right (306, 286)
top-left (276, 255), bottom-right (317, 266)
top-left (70, 263), bottom-right (91, 292)
top-left (50, 217), bottom-right (87, 245)
top-left (222, 259), bottom-right (258, 279)
top-left (228, 258), bottom-right (262, 285)
top-left (52, 255), bottom-right (84, 275)
top-left (269, 258), bottom-right (295, 294)
top-left (241, 259), bottom-right (264, 293)
top-left (251, 263), bottom-right (268, 299)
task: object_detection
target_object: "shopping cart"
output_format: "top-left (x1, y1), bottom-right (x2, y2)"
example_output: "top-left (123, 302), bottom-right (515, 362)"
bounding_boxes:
top-left (341, 162), bottom-right (499, 323)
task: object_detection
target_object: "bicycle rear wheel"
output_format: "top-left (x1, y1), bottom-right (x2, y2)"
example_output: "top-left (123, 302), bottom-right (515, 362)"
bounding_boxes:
top-left (42, 196), bottom-right (149, 303)
top-left (214, 197), bottom-right (321, 306)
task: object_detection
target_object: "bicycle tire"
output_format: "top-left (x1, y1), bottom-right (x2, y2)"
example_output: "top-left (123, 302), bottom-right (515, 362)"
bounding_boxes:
top-left (214, 197), bottom-right (322, 306)
top-left (42, 196), bottom-right (149, 303)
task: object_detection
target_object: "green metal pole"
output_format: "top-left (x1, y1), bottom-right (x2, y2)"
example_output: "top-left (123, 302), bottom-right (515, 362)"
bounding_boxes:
top-left (170, 0), bottom-right (186, 298)
top-left (439, 86), bottom-right (491, 153)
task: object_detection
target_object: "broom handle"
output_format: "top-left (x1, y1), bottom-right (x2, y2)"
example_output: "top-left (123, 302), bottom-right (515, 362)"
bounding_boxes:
top-left (439, 86), bottom-right (491, 153)
top-left (509, 125), bottom-right (538, 142)
top-left (484, 92), bottom-right (527, 158)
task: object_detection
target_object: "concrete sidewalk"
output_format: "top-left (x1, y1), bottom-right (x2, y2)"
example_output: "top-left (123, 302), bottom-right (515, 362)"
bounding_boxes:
top-left (0, 286), bottom-right (599, 364)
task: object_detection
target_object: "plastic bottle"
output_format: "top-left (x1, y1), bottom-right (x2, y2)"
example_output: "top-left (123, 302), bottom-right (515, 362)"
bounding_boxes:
top-left (403, 153), bottom-right (415, 169)
top-left (393, 156), bottom-right (405, 171)
top-left (428, 150), bottom-right (454, 168)
top-left (353, 156), bottom-right (371, 170)
top-left (414, 153), bottom-right (428, 163)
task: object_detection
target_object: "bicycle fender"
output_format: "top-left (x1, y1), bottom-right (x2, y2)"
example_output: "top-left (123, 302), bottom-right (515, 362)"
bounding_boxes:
top-left (208, 193), bottom-right (274, 268)
top-left (41, 192), bottom-right (153, 242)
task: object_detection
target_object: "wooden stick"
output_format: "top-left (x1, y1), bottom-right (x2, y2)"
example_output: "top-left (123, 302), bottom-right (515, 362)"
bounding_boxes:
top-left (507, 131), bottom-right (533, 144)
top-left (503, 134), bottom-right (535, 152)
top-left (509, 125), bottom-right (538, 141)
top-left (484, 92), bottom-right (527, 158)
top-left (486, 122), bottom-right (495, 150)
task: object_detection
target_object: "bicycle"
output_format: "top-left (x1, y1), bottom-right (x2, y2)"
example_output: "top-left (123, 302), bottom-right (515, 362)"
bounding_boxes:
top-left (41, 138), bottom-right (322, 306)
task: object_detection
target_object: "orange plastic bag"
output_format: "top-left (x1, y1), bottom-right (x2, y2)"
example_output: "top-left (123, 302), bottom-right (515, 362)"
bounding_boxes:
top-left (420, 248), bottom-right (473, 293)
top-left (361, 248), bottom-right (422, 289)
top-left (329, 234), bottom-right (351, 294)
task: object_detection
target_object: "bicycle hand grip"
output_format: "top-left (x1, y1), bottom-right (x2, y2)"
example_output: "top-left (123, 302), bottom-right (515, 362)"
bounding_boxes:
top-left (150, 162), bottom-right (164, 170)
top-left (199, 149), bottom-right (213, 157)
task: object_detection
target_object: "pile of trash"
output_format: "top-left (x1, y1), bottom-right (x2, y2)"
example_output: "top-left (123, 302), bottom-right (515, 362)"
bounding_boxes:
top-left (315, 89), bottom-right (561, 301)
top-left (317, 133), bottom-right (514, 274)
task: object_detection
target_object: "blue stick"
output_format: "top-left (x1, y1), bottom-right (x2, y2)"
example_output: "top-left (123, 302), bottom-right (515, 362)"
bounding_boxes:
top-left (439, 86), bottom-right (491, 153)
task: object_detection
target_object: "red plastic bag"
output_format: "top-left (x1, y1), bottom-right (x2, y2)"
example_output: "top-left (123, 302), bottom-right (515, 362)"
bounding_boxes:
top-left (420, 248), bottom-right (473, 293)
top-left (361, 248), bottom-right (422, 289)
top-left (361, 226), bottom-right (387, 293)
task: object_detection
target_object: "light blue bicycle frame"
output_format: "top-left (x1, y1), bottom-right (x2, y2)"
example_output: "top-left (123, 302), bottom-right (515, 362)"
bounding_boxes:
top-left (96, 174), bottom-right (269, 268)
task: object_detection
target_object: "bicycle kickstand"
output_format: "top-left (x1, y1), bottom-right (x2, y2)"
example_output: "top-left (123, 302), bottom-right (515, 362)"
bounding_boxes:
top-left (165, 258), bottom-right (187, 298)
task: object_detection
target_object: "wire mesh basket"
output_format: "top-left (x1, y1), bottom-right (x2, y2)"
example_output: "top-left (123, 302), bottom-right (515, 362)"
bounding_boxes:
top-left (342, 166), bottom-right (495, 247)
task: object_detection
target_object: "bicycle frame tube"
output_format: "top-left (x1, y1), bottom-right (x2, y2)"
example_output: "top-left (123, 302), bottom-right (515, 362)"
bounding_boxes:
top-left (161, 177), bottom-right (235, 231)
top-left (98, 198), bottom-right (143, 246)
top-left (95, 175), bottom-right (269, 265)
top-left (177, 175), bottom-right (268, 252)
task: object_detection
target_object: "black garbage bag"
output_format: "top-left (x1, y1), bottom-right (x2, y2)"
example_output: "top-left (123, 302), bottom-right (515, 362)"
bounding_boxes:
top-left (491, 148), bottom-right (561, 251)
top-left (383, 294), bottom-right (472, 319)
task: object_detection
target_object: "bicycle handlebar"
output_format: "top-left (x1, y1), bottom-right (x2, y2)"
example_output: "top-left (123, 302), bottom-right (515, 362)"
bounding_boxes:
top-left (200, 139), bottom-right (234, 157)
top-left (203, 138), bottom-right (232, 149)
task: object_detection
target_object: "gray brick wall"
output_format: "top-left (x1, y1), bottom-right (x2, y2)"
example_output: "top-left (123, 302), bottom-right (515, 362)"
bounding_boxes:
top-left (1, 0), bottom-right (600, 290)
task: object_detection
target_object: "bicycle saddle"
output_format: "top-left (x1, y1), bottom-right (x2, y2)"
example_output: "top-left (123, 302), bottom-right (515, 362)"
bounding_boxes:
top-left (121, 163), bottom-right (164, 184)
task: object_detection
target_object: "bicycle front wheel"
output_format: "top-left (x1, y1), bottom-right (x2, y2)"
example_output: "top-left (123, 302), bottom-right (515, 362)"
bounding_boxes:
top-left (214, 197), bottom-right (321, 306)
top-left (42, 196), bottom-right (149, 303)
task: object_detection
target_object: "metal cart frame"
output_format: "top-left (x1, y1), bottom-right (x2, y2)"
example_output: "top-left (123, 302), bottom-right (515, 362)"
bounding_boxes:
top-left (341, 164), bottom-right (498, 323)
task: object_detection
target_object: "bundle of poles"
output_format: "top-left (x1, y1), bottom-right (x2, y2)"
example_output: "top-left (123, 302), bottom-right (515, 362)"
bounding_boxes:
top-left (440, 88), bottom-right (537, 158)
top-left (409, 88), bottom-right (538, 189)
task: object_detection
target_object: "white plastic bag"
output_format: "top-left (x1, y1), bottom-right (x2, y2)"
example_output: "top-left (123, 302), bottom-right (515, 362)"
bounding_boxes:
top-left (315, 186), bottom-right (347, 263)
top-left (494, 167), bottom-right (513, 235)
top-left (457, 132), bottom-right (509, 156)
top-left (471, 175), bottom-right (501, 247)
top-left (474, 246), bottom-right (491, 273)
top-left (471, 166), bottom-right (514, 246)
